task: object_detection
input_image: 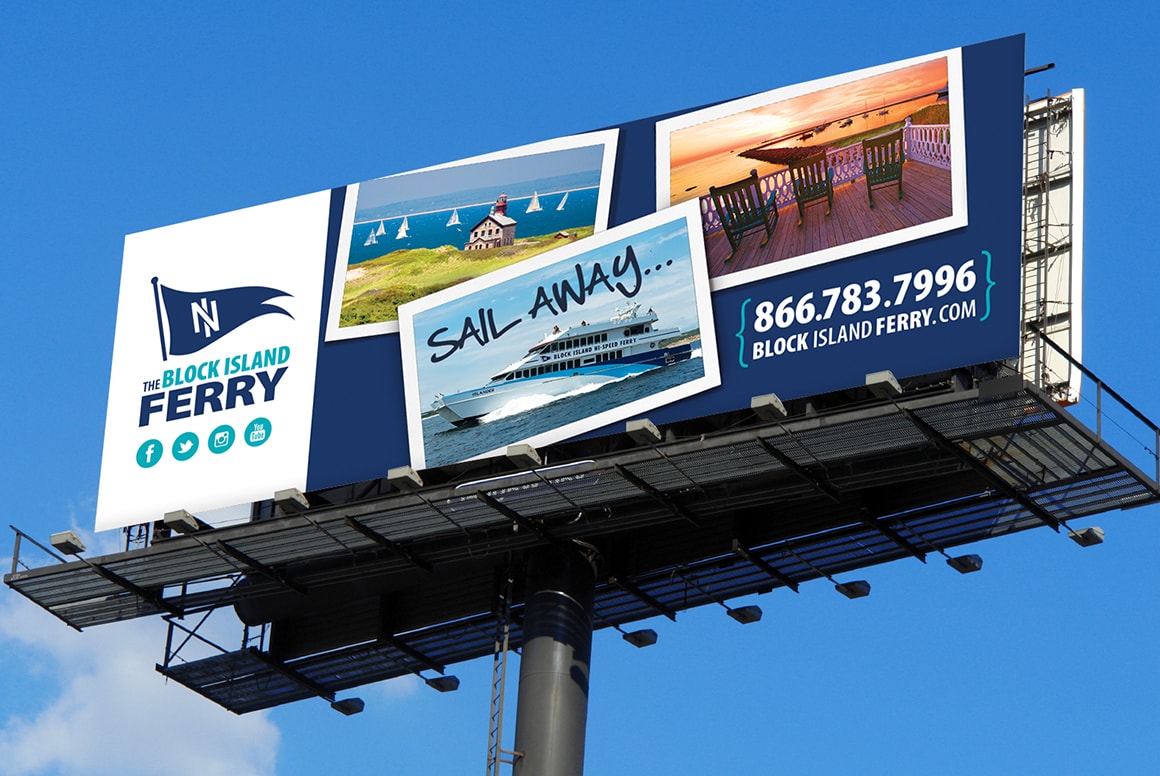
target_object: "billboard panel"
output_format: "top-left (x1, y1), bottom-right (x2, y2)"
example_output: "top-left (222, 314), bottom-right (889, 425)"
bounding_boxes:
top-left (96, 192), bottom-right (332, 531)
top-left (96, 35), bottom-right (1026, 531)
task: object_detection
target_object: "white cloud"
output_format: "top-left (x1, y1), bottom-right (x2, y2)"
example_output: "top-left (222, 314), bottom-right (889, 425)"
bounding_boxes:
top-left (0, 588), bottom-right (280, 776)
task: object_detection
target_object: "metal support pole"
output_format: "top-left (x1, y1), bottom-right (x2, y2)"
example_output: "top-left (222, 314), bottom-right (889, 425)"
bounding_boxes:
top-left (512, 546), bottom-right (596, 776)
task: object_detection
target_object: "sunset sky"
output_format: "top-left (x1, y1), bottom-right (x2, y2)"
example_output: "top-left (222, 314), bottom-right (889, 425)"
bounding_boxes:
top-left (669, 56), bottom-right (949, 167)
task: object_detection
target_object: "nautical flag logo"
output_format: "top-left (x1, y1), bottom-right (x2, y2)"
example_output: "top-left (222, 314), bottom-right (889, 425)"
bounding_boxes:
top-left (151, 277), bottom-right (293, 360)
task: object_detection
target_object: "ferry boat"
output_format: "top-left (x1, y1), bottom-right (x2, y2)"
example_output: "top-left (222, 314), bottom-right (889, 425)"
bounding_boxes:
top-left (431, 302), bottom-right (695, 427)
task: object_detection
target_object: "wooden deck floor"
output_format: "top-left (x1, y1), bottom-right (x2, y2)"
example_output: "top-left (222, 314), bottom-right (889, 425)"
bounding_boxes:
top-left (705, 161), bottom-right (953, 278)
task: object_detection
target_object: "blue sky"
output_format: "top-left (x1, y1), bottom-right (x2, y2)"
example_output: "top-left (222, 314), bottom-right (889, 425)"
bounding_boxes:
top-left (353, 143), bottom-right (607, 215)
top-left (3, 2), bottom-right (1159, 775)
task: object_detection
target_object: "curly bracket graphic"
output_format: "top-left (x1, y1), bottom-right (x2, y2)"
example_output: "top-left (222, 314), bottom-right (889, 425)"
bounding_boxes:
top-left (979, 250), bottom-right (996, 322)
top-left (736, 298), bottom-right (751, 368)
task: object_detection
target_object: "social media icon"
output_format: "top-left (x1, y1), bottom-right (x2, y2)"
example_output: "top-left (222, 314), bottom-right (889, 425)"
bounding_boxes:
top-left (173, 432), bottom-right (199, 461)
top-left (136, 439), bottom-right (163, 468)
top-left (245, 417), bottom-right (271, 447)
top-left (209, 425), bottom-right (235, 454)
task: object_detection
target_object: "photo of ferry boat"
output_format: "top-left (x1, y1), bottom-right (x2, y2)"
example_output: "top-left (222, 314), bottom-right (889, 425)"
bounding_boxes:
top-left (399, 203), bottom-right (719, 469)
top-left (431, 302), bottom-right (693, 427)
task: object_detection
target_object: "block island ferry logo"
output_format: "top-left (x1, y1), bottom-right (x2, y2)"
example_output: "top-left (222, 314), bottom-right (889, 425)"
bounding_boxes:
top-left (151, 277), bottom-right (293, 360)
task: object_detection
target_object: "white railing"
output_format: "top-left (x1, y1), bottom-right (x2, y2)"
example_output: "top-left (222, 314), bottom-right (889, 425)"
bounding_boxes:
top-left (699, 119), bottom-right (951, 233)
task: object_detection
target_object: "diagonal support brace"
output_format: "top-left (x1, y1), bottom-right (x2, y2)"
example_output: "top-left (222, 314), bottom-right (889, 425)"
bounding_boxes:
top-left (214, 540), bottom-right (308, 594)
top-left (756, 437), bottom-right (841, 503)
top-left (344, 517), bottom-right (434, 572)
top-left (732, 540), bottom-right (800, 592)
top-left (608, 574), bottom-right (677, 622)
top-left (900, 406), bottom-right (1063, 531)
top-left (614, 464), bottom-right (702, 527)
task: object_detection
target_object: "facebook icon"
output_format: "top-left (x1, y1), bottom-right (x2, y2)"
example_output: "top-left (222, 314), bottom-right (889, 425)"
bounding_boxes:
top-left (136, 439), bottom-right (163, 468)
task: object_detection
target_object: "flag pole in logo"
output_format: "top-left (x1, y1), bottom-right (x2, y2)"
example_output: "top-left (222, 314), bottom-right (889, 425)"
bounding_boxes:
top-left (151, 277), bottom-right (293, 361)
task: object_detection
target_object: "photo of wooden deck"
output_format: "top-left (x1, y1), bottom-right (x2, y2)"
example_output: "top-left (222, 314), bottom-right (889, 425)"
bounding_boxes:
top-left (703, 158), bottom-right (953, 277)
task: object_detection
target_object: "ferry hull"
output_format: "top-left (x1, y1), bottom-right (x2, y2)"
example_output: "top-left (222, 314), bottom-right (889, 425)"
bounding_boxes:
top-left (433, 344), bottom-right (693, 427)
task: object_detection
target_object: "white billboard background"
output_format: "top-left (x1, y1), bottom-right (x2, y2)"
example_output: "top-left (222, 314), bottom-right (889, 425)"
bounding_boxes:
top-left (96, 191), bottom-right (332, 530)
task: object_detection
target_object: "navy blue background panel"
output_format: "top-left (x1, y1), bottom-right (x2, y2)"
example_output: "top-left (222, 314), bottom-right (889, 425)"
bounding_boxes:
top-left (306, 34), bottom-right (1025, 491)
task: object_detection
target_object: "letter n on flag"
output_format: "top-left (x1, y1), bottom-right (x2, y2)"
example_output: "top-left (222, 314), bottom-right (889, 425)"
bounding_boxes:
top-left (152, 277), bottom-right (293, 360)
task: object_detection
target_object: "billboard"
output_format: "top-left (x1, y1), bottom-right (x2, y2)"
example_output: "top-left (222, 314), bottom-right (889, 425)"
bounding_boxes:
top-left (96, 35), bottom-right (1025, 531)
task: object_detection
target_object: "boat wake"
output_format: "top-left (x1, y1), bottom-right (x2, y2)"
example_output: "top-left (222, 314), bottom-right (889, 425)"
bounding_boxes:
top-left (479, 375), bottom-right (634, 423)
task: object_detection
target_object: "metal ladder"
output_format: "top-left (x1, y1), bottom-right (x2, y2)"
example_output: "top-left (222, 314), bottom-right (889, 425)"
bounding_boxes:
top-left (485, 568), bottom-right (520, 775)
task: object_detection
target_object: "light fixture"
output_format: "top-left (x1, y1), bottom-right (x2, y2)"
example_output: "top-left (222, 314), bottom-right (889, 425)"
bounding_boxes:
top-left (330, 697), bottom-right (365, 716)
top-left (506, 444), bottom-right (541, 469)
top-left (946, 554), bottom-right (983, 574)
top-left (162, 509), bottom-right (201, 535)
top-left (726, 605), bottom-right (763, 624)
top-left (865, 370), bottom-right (902, 398)
top-left (425, 675), bottom-right (461, 693)
top-left (1069, 526), bottom-right (1104, 547)
top-left (388, 465), bottom-right (424, 490)
top-left (274, 488), bottom-right (309, 513)
top-left (835, 580), bottom-right (871, 599)
top-left (626, 418), bottom-right (662, 445)
top-left (49, 530), bottom-right (85, 555)
top-left (750, 392), bottom-right (787, 421)
top-left (622, 629), bottom-right (658, 648)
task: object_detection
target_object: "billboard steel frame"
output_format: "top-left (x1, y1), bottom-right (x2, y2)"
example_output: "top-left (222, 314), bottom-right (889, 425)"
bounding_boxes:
top-left (8, 358), bottom-right (1159, 717)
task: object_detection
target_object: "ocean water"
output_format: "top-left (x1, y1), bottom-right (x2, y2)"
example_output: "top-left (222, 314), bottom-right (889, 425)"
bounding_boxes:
top-left (350, 185), bottom-right (600, 264)
top-left (421, 351), bottom-right (704, 467)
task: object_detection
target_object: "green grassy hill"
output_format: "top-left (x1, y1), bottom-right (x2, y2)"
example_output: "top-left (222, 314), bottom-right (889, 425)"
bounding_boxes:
top-left (339, 226), bottom-right (596, 326)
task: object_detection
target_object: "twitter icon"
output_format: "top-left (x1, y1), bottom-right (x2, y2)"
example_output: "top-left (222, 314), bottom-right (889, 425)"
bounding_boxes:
top-left (173, 432), bottom-right (199, 461)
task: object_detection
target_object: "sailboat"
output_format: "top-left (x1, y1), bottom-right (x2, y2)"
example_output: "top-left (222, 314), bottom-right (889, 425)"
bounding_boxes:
top-left (375, 220), bottom-right (386, 237)
top-left (556, 191), bottom-right (568, 211)
top-left (446, 208), bottom-right (460, 227)
top-left (396, 215), bottom-right (410, 240)
top-left (526, 191), bottom-right (542, 213)
top-left (364, 226), bottom-right (378, 247)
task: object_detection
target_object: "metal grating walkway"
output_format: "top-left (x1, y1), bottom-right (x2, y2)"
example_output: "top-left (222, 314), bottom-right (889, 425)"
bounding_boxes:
top-left (7, 377), bottom-right (1158, 714)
